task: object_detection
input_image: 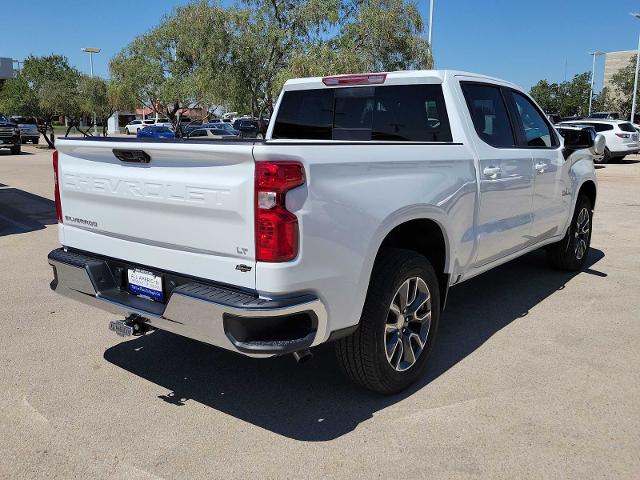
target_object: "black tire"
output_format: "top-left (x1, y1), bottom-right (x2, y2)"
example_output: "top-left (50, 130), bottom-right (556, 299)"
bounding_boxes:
top-left (335, 249), bottom-right (440, 394)
top-left (33, 138), bottom-right (39, 145)
top-left (125, 128), bottom-right (130, 135)
top-left (547, 194), bottom-right (593, 271)
top-left (10, 145), bottom-right (20, 155)
top-left (598, 147), bottom-right (611, 164)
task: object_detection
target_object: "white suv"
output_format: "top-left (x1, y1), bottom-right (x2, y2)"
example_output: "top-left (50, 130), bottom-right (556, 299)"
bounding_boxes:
top-left (124, 119), bottom-right (155, 135)
top-left (559, 119), bottom-right (639, 163)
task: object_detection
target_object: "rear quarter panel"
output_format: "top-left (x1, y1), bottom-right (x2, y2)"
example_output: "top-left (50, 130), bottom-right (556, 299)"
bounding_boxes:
top-left (253, 141), bottom-right (477, 339)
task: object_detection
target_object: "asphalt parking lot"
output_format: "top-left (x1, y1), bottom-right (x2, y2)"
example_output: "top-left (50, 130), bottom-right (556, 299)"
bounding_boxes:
top-left (0, 144), bottom-right (639, 479)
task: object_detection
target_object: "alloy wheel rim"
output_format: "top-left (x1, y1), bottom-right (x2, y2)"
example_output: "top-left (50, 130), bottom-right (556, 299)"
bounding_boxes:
top-left (574, 207), bottom-right (590, 261)
top-left (385, 276), bottom-right (432, 372)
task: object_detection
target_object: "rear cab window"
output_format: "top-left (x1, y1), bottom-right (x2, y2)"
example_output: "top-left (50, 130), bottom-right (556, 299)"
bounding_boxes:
top-left (272, 84), bottom-right (453, 142)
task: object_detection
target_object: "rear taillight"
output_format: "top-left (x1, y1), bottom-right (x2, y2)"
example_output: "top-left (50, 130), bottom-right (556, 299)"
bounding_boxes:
top-left (322, 73), bottom-right (387, 86)
top-left (615, 132), bottom-right (631, 139)
top-left (255, 161), bottom-right (305, 262)
top-left (53, 150), bottom-right (63, 223)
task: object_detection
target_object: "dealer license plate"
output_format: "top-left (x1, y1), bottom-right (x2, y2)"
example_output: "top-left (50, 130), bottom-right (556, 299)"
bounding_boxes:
top-left (127, 268), bottom-right (164, 302)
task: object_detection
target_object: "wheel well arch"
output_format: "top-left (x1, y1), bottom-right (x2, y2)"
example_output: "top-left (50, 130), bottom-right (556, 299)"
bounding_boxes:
top-left (375, 218), bottom-right (450, 309)
top-left (578, 180), bottom-right (597, 208)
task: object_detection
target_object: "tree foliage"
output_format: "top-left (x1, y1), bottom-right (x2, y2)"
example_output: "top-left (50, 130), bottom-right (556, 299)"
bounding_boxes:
top-left (0, 55), bottom-right (81, 147)
top-left (597, 55), bottom-right (638, 119)
top-left (110, 1), bottom-right (232, 132)
top-left (110, 0), bottom-right (432, 131)
top-left (529, 72), bottom-right (592, 117)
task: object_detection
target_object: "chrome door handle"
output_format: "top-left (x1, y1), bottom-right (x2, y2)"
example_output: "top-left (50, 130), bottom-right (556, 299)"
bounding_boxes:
top-left (483, 166), bottom-right (501, 179)
top-left (535, 162), bottom-right (547, 174)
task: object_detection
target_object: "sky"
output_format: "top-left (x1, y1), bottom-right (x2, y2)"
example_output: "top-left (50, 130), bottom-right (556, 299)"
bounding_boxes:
top-left (1, 0), bottom-right (639, 92)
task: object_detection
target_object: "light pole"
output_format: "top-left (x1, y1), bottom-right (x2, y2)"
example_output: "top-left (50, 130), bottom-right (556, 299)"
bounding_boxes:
top-left (630, 13), bottom-right (640, 123)
top-left (588, 50), bottom-right (604, 116)
top-left (81, 47), bottom-right (101, 135)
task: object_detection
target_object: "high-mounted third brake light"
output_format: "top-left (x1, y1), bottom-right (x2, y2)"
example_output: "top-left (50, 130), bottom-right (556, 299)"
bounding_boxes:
top-left (255, 161), bottom-right (305, 263)
top-left (52, 150), bottom-right (63, 223)
top-left (322, 73), bottom-right (387, 86)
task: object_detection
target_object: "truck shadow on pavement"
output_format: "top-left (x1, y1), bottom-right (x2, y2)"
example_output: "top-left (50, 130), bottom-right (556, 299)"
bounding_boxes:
top-left (104, 248), bottom-right (605, 442)
top-left (0, 185), bottom-right (57, 236)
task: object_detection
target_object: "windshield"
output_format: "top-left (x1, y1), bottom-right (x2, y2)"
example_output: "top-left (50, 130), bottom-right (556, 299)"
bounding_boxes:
top-left (11, 116), bottom-right (35, 124)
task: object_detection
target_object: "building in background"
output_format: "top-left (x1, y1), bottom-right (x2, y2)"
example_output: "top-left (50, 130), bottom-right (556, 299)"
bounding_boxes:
top-left (603, 50), bottom-right (635, 91)
top-left (0, 57), bottom-right (17, 79)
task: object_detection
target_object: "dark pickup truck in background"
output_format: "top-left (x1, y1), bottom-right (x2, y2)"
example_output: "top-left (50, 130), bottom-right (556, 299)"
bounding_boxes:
top-left (0, 114), bottom-right (21, 154)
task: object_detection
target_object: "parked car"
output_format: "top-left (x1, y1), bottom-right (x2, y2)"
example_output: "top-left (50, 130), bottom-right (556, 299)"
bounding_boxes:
top-left (232, 118), bottom-right (268, 138)
top-left (124, 119), bottom-right (155, 135)
top-left (0, 114), bottom-right (21, 154)
top-left (187, 127), bottom-right (238, 139)
top-left (49, 70), bottom-right (601, 394)
top-left (202, 120), bottom-right (241, 135)
top-left (155, 117), bottom-right (171, 125)
top-left (588, 112), bottom-right (620, 120)
top-left (136, 125), bottom-right (176, 139)
top-left (557, 119), bottom-right (639, 163)
top-left (10, 116), bottom-right (40, 144)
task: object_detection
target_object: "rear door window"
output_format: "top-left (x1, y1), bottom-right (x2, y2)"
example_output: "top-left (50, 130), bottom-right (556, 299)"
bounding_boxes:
top-left (461, 83), bottom-right (516, 147)
top-left (272, 84), bottom-right (452, 142)
top-left (272, 89), bottom-right (334, 139)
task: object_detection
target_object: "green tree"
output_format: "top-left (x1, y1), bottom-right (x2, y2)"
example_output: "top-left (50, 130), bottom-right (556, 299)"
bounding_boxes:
top-left (530, 79), bottom-right (562, 114)
top-left (0, 55), bottom-right (81, 147)
top-left (283, 0), bottom-right (431, 89)
top-left (0, 76), bottom-right (38, 118)
top-left (602, 56), bottom-right (638, 119)
top-left (110, 0), bottom-right (432, 127)
top-left (77, 76), bottom-right (126, 136)
top-left (529, 72), bottom-right (592, 117)
top-left (226, 0), bottom-right (337, 119)
top-left (110, 1), bottom-right (231, 134)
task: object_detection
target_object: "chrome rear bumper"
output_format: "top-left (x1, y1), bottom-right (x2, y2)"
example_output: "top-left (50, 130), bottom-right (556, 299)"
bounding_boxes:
top-left (48, 248), bottom-right (326, 357)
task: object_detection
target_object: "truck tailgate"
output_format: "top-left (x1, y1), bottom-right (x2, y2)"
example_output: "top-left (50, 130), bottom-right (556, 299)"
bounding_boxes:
top-left (55, 139), bottom-right (256, 289)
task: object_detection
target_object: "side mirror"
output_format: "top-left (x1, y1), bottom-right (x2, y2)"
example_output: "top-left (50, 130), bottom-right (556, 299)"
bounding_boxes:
top-left (558, 127), bottom-right (604, 156)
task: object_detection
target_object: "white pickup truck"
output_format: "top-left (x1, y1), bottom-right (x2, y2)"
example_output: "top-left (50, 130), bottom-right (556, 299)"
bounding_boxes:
top-left (48, 70), bottom-right (602, 393)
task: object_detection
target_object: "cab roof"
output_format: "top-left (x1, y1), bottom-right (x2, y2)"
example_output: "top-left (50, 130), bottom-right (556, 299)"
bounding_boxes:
top-left (283, 70), bottom-right (522, 91)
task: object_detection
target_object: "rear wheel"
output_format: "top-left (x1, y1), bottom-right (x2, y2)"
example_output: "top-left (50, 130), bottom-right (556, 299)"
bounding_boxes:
top-left (335, 249), bottom-right (440, 394)
top-left (125, 128), bottom-right (130, 135)
top-left (548, 194), bottom-right (592, 271)
top-left (10, 145), bottom-right (20, 155)
top-left (599, 147), bottom-right (611, 164)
